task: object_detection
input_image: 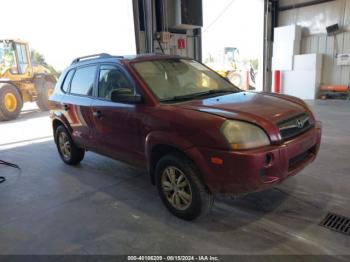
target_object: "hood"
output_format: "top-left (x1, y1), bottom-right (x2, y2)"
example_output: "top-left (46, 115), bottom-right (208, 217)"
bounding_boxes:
top-left (177, 91), bottom-right (306, 123)
top-left (175, 92), bottom-right (308, 143)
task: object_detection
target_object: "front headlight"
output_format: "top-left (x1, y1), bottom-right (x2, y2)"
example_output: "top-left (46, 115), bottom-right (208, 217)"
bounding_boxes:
top-left (220, 120), bottom-right (270, 150)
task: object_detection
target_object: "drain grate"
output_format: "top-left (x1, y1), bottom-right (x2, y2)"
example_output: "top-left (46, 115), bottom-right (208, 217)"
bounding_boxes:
top-left (320, 212), bottom-right (350, 235)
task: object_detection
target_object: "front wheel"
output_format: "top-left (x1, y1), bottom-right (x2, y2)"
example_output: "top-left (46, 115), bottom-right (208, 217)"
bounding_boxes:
top-left (155, 154), bottom-right (214, 221)
top-left (227, 71), bottom-right (242, 87)
top-left (0, 84), bottom-right (23, 121)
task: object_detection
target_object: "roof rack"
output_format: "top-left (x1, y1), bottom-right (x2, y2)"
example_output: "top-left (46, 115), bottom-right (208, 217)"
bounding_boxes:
top-left (71, 53), bottom-right (123, 64)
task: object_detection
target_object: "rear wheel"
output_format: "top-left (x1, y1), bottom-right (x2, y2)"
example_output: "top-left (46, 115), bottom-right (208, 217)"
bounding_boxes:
top-left (227, 71), bottom-right (242, 87)
top-left (55, 125), bottom-right (85, 165)
top-left (155, 154), bottom-right (214, 221)
top-left (35, 78), bottom-right (55, 111)
top-left (0, 84), bottom-right (23, 121)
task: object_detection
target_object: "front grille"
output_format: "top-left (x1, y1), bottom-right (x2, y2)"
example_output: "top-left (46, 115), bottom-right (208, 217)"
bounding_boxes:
top-left (278, 113), bottom-right (312, 140)
top-left (320, 212), bottom-right (350, 235)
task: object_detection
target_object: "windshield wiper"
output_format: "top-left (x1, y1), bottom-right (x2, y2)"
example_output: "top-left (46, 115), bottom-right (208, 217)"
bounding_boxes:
top-left (160, 89), bottom-right (239, 102)
top-left (201, 89), bottom-right (240, 96)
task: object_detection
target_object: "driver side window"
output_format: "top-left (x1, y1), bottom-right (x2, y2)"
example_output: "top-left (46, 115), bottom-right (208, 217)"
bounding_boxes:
top-left (98, 65), bottom-right (133, 100)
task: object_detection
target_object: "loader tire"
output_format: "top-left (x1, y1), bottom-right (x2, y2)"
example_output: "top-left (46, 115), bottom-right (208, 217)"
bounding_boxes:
top-left (0, 84), bottom-right (23, 121)
top-left (35, 78), bottom-right (55, 111)
top-left (227, 71), bottom-right (242, 88)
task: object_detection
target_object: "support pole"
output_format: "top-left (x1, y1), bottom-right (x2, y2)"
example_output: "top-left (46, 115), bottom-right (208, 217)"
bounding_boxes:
top-left (144, 0), bottom-right (154, 53)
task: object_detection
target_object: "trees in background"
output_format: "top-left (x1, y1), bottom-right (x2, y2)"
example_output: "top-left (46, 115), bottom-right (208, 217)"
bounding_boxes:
top-left (31, 49), bottom-right (60, 77)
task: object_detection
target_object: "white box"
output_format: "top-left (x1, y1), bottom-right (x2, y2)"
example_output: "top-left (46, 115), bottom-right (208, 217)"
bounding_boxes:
top-left (294, 54), bottom-right (323, 71)
top-left (273, 40), bottom-right (300, 57)
top-left (274, 25), bottom-right (302, 43)
top-left (272, 55), bottom-right (293, 71)
top-left (282, 70), bottom-right (321, 100)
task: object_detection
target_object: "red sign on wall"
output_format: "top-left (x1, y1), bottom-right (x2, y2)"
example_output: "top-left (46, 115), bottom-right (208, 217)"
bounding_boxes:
top-left (177, 39), bottom-right (186, 49)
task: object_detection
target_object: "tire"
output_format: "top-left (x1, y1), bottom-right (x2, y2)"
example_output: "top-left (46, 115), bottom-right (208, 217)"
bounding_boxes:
top-left (227, 71), bottom-right (242, 87)
top-left (35, 78), bottom-right (55, 111)
top-left (55, 125), bottom-right (85, 165)
top-left (0, 84), bottom-right (23, 121)
top-left (155, 153), bottom-right (214, 221)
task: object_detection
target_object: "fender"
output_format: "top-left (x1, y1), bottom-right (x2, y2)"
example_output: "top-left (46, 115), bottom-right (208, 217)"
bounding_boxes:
top-left (145, 130), bottom-right (210, 186)
top-left (33, 73), bottom-right (57, 84)
top-left (145, 131), bottom-right (193, 183)
top-left (145, 130), bottom-right (194, 162)
top-left (0, 82), bottom-right (18, 88)
top-left (44, 74), bottom-right (57, 83)
top-left (0, 79), bottom-right (11, 84)
top-left (51, 114), bottom-right (72, 139)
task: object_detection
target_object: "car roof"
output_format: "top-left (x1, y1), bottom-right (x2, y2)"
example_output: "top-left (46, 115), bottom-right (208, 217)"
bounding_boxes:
top-left (69, 53), bottom-right (185, 68)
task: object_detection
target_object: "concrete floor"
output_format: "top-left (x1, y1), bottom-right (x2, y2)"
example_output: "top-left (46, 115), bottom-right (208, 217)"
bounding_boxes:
top-left (0, 101), bottom-right (349, 255)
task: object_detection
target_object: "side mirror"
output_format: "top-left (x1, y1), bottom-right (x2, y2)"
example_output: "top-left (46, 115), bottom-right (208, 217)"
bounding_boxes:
top-left (111, 89), bottom-right (142, 104)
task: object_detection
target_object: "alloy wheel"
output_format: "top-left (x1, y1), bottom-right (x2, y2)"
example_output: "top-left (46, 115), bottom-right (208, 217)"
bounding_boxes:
top-left (58, 132), bottom-right (71, 160)
top-left (161, 166), bottom-right (193, 210)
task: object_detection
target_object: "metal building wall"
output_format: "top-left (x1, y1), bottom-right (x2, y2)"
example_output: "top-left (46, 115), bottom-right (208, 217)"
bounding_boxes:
top-left (278, 0), bottom-right (350, 86)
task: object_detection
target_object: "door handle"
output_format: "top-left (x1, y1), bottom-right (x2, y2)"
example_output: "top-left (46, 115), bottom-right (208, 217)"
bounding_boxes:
top-left (93, 110), bottom-right (103, 119)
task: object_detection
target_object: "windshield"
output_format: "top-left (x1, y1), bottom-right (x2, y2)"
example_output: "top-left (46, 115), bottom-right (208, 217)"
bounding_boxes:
top-left (132, 58), bottom-right (240, 101)
top-left (0, 41), bottom-right (17, 74)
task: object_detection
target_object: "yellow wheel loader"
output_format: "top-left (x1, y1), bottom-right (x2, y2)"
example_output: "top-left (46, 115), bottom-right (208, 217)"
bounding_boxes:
top-left (206, 47), bottom-right (256, 90)
top-left (0, 39), bottom-right (56, 121)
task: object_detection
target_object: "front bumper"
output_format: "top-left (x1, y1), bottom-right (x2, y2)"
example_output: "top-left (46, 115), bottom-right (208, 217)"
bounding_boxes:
top-left (186, 121), bottom-right (322, 195)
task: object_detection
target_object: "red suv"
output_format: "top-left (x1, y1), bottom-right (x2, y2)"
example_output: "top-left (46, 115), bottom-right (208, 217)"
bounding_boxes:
top-left (50, 54), bottom-right (322, 220)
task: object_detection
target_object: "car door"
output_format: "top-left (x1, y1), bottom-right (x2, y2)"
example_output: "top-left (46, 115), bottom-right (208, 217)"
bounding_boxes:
top-left (90, 64), bottom-right (145, 166)
top-left (61, 65), bottom-right (97, 149)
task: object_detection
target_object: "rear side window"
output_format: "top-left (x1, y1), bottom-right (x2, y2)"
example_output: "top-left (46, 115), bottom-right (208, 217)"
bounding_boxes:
top-left (70, 66), bottom-right (97, 96)
top-left (61, 70), bottom-right (75, 93)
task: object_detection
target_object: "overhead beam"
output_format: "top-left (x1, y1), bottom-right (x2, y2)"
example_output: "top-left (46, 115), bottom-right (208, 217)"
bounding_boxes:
top-left (279, 0), bottom-right (336, 12)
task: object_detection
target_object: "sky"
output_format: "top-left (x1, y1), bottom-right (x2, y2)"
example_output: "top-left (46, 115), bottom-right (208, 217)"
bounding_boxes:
top-left (0, 0), bottom-right (264, 71)
top-left (202, 0), bottom-right (264, 62)
top-left (0, 0), bottom-right (136, 70)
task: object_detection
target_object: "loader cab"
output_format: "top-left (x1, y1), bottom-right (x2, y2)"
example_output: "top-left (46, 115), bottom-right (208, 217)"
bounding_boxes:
top-left (223, 47), bottom-right (239, 65)
top-left (0, 40), bottom-right (32, 78)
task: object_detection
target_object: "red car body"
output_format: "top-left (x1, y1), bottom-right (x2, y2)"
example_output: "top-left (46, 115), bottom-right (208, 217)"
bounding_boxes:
top-left (50, 55), bottom-right (322, 196)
